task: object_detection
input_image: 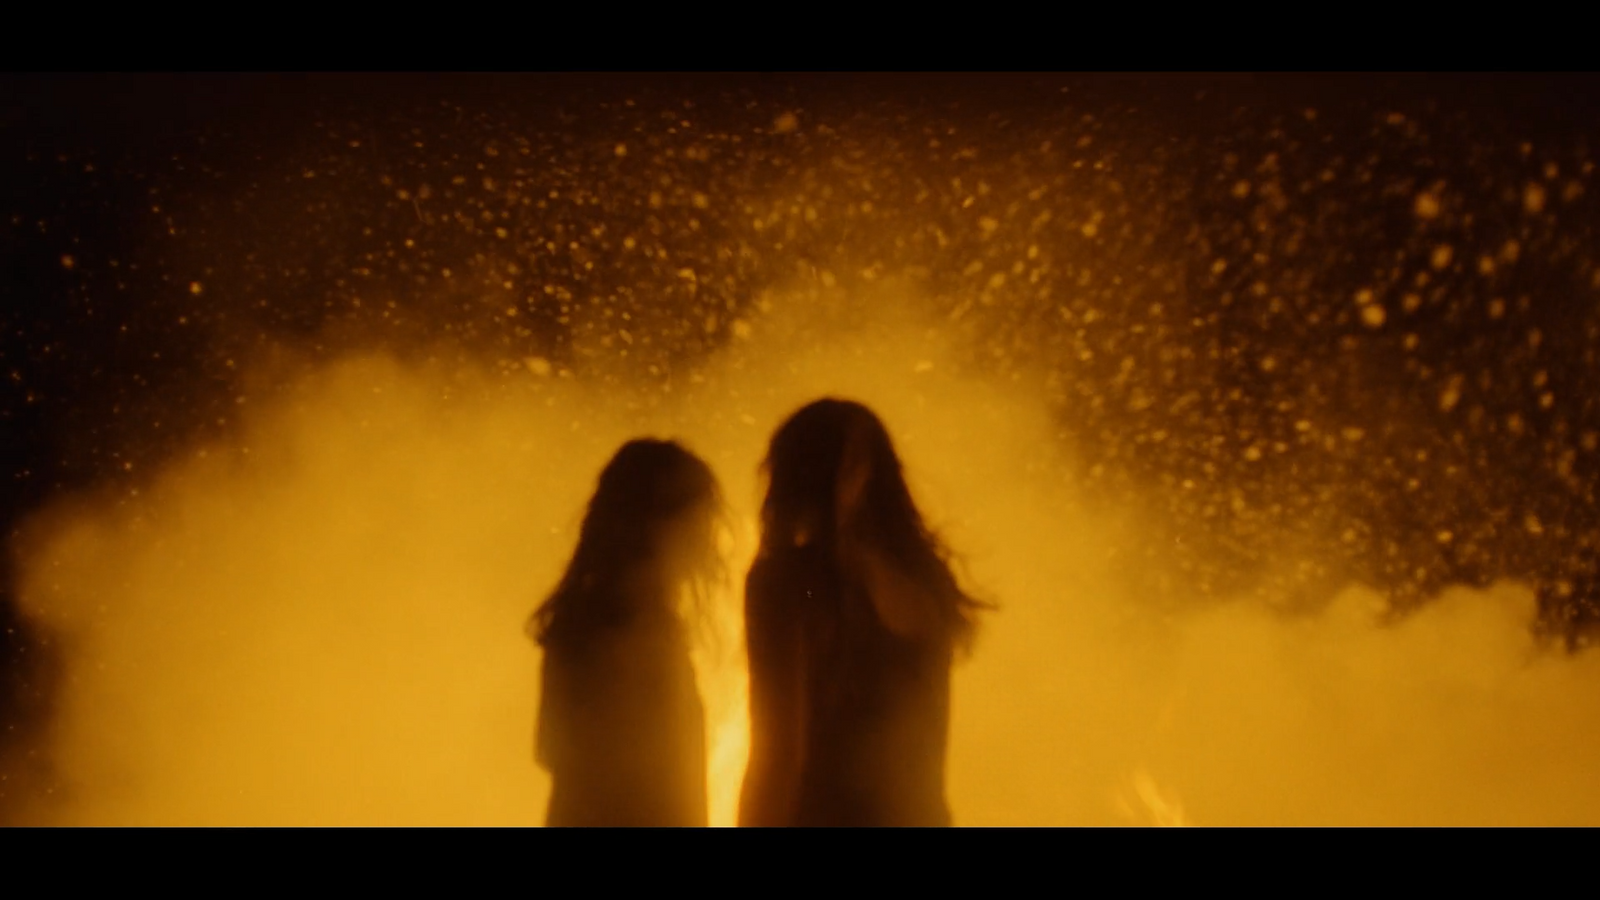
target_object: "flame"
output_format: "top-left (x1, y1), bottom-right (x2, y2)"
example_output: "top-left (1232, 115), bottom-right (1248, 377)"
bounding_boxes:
top-left (704, 673), bottom-right (751, 827)
top-left (692, 515), bottom-right (756, 827)
top-left (1118, 768), bottom-right (1190, 827)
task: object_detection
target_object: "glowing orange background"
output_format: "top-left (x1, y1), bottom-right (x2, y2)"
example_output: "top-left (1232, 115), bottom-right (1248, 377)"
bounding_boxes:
top-left (14, 281), bottom-right (1600, 826)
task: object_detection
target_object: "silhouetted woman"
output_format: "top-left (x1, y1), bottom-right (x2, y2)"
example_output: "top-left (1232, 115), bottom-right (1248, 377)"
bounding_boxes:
top-left (530, 439), bottom-right (722, 827)
top-left (739, 399), bottom-right (986, 827)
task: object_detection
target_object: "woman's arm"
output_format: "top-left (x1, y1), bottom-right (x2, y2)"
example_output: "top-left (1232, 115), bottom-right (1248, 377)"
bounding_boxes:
top-left (858, 548), bottom-right (939, 641)
top-left (534, 649), bottom-right (568, 772)
top-left (738, 563), bottom-right (806, 826)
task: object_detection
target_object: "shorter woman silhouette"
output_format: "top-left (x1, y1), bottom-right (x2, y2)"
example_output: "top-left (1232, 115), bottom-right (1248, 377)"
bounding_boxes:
top-left (530, 439), bottom-right (723, 827)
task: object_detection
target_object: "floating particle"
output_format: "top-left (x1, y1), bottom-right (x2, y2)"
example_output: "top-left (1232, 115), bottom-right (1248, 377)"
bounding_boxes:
top-left (772, 112), bottom-right (800, 134)
top-left (1430, 244), bottom-right (1453, 269)
top-left (189, 282), bottom-right (203, 295)
top-left (1342, 427), bottom-right (1366, 442)
top-left (1439, 379), bottom-right (1463, 412)
top-left (1354, 287), bottom-right (1374, 306)
top-left (524, 357), bottom-right (552, 376)
top-left (1414, 190), bottom-right (1442, 219)
top-left (731, 319), bottom-right (752, 339)
top-left (1243, 445), bottom-right (1263, 462)
top-left (1360, 303), bottom-right (1386, 328)
top-left (614, 143), bottom-right (628, 157)
top-left (1232, 180), bottom-right (1252, 199)
top-left (60, 254), bottom-right (74, 269)
top-left (1526, 513), bottom-right (1545, 535)
top-left (1436, 530), bottom-right (1454, 544)
top-left (1524, 182), bottom-right (1547, 214)
top-left (1488, 298), bottom-right (1506, 319)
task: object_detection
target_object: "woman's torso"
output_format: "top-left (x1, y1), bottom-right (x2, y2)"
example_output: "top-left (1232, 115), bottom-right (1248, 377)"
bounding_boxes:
top-left (538, 612), bottom-right (707, 827)
top-left (752, 546), bottom-right (953, 827)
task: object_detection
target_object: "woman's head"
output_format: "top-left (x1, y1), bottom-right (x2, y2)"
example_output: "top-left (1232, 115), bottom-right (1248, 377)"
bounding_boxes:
top-left (760, 398), bottom-right (986, 651)
top-left (761, 398), bottom-right (902, 551)
top-left (531, 439), bottom-right (724, 646)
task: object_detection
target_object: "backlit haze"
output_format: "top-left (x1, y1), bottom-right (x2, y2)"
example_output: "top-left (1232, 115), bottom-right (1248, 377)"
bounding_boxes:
top-left (5, 74), bottom-right (1600, 825)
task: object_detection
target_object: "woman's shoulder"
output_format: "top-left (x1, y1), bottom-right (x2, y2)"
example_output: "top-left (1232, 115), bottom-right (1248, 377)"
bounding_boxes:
top-left (545, 598), bottom-right (679, 650)
top-left (747, 544), bottom-right (836, 598)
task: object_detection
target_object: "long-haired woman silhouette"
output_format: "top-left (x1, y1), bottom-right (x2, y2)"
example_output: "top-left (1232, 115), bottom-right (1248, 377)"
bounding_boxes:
top-left (738, 399), bottom-right (986, 827)
top-left (530, 439), bottom-right (723, 827)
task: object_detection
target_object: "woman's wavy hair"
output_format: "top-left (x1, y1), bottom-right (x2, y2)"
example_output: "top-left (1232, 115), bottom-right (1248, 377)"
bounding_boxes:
top-left (530, 439), bottom-right (725, 649)
top-left (760, 398), bottom-right (987, 654)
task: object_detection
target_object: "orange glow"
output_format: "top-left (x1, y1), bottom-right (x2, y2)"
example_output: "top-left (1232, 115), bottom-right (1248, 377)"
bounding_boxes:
top-left (14, 279), bottom-right (1600, 825)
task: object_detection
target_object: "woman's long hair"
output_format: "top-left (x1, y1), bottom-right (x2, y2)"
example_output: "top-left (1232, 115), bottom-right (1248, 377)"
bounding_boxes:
top-left (530, 439), bottom-right (724, 649)
top-left (760, 398), bottom-right (987, 654)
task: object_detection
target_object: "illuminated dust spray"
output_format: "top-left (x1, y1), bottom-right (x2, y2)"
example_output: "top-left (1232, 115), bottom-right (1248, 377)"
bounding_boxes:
top-left (10, 79), bottom-right (1600, 824)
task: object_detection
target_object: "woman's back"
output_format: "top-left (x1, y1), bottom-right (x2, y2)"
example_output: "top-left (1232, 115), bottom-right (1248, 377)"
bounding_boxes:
top-left (538, 608), bottom-right (707, 827)
top-left (745, 545), bottom-right (953, 827)
top-left (529, 437), bottom-right (721, 827)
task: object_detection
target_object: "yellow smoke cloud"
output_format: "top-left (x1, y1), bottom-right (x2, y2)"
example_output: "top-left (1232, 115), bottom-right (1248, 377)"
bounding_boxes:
top-left (13, 279), bottom-right (1600, 825)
